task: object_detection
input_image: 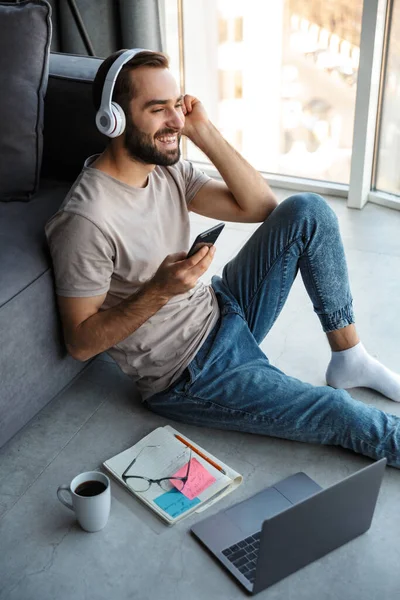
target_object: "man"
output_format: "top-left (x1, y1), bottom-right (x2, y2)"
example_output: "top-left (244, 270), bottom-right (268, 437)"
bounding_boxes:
top-left (45, 49), bottom-right (400, 468)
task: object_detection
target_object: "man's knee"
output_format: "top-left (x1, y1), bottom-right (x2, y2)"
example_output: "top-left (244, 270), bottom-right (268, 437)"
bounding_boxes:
top-left (279, 192), bottom-right (338, 226)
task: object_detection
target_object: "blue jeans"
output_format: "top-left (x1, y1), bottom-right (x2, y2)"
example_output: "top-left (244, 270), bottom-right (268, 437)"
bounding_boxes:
top-left (146, 193), bottom-right (400, 468)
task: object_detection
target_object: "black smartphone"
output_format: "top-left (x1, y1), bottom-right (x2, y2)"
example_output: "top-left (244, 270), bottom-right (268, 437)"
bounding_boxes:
top-left (187, 222), bottom-right (225, 258)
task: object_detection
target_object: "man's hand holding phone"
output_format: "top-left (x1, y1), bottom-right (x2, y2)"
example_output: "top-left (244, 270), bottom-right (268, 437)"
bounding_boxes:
top-left (150, 244), bottom-right (216, 299)
top-left (187, 222), bottom-right (225, 258)
top-left (149, 222), bottom-right (224, 299)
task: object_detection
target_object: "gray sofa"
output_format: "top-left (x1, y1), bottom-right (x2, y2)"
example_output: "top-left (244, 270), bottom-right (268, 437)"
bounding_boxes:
top-left (0, 52), bottom-right (107, 448)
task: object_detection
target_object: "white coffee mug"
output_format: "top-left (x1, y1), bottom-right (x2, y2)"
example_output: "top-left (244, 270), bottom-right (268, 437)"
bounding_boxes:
top-left (57, 471), bottom-right (111, 532)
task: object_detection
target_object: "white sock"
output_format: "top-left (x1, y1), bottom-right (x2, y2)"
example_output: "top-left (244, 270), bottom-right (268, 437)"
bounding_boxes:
top-left (326, 341), bottom-right (400, 402)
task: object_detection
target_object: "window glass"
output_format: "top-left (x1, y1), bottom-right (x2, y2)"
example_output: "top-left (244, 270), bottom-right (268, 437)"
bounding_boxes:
top-left (165, 0), bottom-right (363, 184)
top-left (375, 0), bottom-right (400, 196)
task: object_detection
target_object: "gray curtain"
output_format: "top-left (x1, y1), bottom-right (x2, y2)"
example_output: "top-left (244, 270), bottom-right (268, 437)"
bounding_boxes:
top-left (47, 0), bottom-right (163, 58)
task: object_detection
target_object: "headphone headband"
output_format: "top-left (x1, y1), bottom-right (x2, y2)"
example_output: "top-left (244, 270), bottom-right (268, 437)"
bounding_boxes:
top-left (96, 48), bottom-right (148, 138)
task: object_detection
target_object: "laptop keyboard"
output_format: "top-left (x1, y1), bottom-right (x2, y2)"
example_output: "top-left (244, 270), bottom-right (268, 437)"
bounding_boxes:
top-left (222, 531), bottom-right (261, 584)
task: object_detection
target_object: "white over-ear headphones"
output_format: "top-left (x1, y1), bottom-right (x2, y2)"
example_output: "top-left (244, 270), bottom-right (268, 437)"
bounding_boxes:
top-left (95, 48), bottom-right (148, 138)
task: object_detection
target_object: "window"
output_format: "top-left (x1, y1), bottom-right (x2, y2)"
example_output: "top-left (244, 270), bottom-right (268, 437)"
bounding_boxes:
top-left (219, 70), bottom-right (243, 100)
top-left (165, 0), bottom-right (363, 184)
top-left (234, 17), bottom-right (244, 42)
top-left (219, 18), bottom-right (229, 43)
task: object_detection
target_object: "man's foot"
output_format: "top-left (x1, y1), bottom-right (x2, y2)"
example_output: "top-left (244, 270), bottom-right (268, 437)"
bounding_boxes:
top-left (326, 341), bottom-right (400, 402)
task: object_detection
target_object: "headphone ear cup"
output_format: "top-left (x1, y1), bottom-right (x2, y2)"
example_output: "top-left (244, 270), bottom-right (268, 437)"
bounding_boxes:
top-left (109, 102), bottom-right (126, 138)
top-left (95, 109), bottom-right (112, 136)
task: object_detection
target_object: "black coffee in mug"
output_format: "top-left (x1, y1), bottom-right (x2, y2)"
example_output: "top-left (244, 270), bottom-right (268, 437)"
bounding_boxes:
top-left (75, 480), bottom-right (107, 497)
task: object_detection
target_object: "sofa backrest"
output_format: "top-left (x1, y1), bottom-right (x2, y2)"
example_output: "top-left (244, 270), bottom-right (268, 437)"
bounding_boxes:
top-left (41, 52), bottom-right (107, 182)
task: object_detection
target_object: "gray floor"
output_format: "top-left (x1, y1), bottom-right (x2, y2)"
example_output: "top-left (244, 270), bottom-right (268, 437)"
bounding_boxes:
top-left (1, 190), bottom-right (400, 600)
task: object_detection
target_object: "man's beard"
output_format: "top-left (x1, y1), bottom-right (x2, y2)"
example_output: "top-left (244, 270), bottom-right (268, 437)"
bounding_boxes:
top-left (123, 117), bottom-right (181, 166)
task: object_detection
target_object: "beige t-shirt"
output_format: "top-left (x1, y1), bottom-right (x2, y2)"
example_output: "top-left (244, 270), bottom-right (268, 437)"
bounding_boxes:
top-left (45, 156), bottom-right (220, 399)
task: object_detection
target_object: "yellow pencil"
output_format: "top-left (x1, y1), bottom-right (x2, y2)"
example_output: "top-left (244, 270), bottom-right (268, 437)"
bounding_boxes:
top-left (174, 434), bottom-right (227, 475)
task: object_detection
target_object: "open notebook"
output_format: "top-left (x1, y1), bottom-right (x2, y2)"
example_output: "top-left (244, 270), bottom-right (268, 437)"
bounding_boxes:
top-left (103, 425), bottom-right (243, 525)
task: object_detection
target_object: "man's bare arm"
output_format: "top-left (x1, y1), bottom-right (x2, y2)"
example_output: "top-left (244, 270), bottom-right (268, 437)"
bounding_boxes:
top-left (59, 283), bottom-right (171, 361)
top-left (182, 96), bottom-right (278, 222)
top-left (59, 245), bottom-right (215, 361)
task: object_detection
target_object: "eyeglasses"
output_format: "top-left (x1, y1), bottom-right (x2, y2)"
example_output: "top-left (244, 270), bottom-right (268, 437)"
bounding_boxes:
top-left (122, 444), bottom-right (192, 493)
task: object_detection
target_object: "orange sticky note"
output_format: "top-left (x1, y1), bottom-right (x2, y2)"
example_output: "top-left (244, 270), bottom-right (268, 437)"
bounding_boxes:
top-left (170, 457), bottom-right (217, 500)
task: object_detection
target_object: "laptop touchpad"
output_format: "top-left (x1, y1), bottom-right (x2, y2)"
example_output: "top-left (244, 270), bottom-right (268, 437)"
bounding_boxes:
top-left (224, 487), bottom-right (292, 535)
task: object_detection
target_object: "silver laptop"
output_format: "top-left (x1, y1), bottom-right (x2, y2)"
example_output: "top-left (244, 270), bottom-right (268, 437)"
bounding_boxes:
top-left (191, 458), bottom-right (386, 595)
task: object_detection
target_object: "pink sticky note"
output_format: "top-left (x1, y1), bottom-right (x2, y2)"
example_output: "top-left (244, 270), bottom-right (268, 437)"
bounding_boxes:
top-left (170, 457), bottom-right (217, 500)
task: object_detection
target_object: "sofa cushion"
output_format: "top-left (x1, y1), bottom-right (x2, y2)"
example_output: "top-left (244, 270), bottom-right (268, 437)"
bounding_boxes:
top-left (41, 53), bottom-right (106, 182)
top-left (0, 0), bottom-right (51, 201)
top-left (0, 180), bottom-right (70, 308)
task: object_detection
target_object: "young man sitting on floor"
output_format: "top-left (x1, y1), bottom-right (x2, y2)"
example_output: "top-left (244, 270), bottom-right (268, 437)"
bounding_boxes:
top-left (46, 49), bottom-right (400, 468)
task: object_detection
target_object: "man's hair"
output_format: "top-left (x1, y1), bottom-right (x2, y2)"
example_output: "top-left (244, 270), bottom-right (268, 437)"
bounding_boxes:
top-left (92, 49), bottom-right (170, 114)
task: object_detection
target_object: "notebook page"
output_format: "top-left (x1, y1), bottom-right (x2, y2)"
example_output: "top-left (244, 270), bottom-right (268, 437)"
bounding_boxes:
top-left (104, 426), bottom-right (234, 509)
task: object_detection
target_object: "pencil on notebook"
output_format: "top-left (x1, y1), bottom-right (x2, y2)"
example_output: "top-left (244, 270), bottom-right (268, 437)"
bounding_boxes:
top-left (174, 434), bottom-right (227, 475)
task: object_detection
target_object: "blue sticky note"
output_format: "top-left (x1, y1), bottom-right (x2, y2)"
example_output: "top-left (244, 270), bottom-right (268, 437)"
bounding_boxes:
top-left (154, 488), bottom-right (201, 518)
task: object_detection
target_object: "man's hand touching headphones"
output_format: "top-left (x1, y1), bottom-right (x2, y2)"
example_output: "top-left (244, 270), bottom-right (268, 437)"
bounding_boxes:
top-left (181, 94), bottom-right (210, 140)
